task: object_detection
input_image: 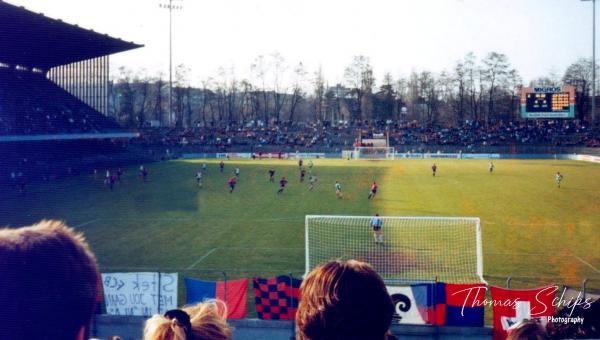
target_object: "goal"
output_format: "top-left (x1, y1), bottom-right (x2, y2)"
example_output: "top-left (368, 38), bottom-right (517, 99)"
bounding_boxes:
top-left (354, 146), bottom-right (395, 160)
top-left (305, 215), bottom-right (485, 283)
top-left (350, 130), bottom-right (395, 160)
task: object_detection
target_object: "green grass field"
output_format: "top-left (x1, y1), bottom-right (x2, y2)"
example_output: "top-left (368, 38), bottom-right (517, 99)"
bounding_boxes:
top-left (2, 158), bottom-right (600, 315)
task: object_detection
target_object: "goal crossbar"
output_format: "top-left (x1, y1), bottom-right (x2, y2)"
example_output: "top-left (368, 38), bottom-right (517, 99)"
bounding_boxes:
top-left (305, 215), bottom-right (485, 284)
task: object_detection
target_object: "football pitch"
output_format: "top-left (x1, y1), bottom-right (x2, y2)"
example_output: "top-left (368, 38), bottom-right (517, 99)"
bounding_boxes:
top-left (2, 158), bottom-right (600, 307)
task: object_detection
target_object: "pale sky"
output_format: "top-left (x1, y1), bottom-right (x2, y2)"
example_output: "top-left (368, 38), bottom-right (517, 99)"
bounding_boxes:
top-left (7, 0), bottom-right (598, 87)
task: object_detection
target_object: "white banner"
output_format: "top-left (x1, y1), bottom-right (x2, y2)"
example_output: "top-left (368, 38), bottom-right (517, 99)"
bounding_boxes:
top-left (576, 154), bottom-right (600, 163)
top-left (387, 286), bottom-right (428, 325)
top-left (101, 272), bottom-right (178, 316)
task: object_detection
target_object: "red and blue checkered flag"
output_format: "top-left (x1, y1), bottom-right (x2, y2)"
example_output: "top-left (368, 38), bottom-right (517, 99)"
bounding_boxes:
top-left (253, 275), bottom-right (301, 320)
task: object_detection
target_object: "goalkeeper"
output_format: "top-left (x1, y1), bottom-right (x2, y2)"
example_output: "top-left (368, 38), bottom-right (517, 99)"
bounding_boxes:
top-left (370, 214), bottom-right (384, 244)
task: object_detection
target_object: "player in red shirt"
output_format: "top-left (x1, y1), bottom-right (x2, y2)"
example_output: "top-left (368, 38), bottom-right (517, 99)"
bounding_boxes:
top-left (300, 168), bottom-right (306, 182)
top-left (277, 177), bottom-right (288, 194)
top-left (368, 181), bottom-right (378, 200)
top-left (219, 160), bottom-right (225, 173)
top-left (431, 163), bottom-right (437, 177)
top-left (228, 176), bottom-right (237, 193)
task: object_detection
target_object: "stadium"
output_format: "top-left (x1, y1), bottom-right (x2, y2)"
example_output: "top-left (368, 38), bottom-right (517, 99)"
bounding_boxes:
top-left (1, 1), bottom-right (599, 339)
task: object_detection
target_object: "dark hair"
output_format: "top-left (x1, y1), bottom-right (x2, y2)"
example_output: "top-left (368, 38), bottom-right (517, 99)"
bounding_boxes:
top-left (296, 259), bottom-right (394, 340)
top-left (548, 299), bottom-right (600, 339)
top-left (507, 320), bottom-right (548, 340)
top-left (0, 220), bottom-right (99, 340)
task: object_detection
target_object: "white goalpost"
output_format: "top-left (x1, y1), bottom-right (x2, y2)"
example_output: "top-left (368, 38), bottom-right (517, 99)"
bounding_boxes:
top-left (354, 146), bottom-right (396, 160)
top-left (345, 130), bottom-right (396, 160)
top-left (305, 215), bottom-right (485, 284)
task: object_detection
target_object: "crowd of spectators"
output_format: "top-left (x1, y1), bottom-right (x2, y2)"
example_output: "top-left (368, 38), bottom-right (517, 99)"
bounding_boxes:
top-left (0, 68), bottom-right (121, 135)
top-left (132, 119), bottom-right (600, 152)
top-left (2, 219), bottom-right (599, 340)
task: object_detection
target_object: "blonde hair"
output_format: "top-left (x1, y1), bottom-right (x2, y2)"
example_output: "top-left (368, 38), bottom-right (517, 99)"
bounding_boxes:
top-left (144, 300), bottom-right (232, 340)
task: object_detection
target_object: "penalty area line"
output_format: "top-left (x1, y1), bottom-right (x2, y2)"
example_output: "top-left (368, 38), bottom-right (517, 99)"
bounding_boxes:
top-left (572, 255), bottom-right (600, 274)
top-left (187, 248), bottom-right (217, 270)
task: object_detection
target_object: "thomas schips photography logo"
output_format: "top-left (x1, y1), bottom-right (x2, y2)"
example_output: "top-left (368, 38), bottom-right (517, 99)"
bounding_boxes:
top-left (453, 285), bottom-right (593, 318)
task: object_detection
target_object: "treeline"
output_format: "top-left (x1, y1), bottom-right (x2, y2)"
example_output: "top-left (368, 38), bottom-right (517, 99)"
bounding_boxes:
top-left (108, 52), bottom-right (597, 128)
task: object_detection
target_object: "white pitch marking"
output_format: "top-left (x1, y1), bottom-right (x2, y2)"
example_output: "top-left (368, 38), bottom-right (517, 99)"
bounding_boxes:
top-left (573, 255), bottom-right (600, 274)
top-left (187, 248), bottom-right (217, 269)
top-left (74, 218), bottom-right (100, 228)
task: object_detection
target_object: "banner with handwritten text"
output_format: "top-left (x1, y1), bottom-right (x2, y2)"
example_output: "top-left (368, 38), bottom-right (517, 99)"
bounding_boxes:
top-left (101, 272), bottom-right (178, 316)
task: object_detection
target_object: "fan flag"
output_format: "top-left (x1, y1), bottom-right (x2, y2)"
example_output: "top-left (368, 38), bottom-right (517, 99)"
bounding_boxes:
top-left (387, 284), bottom-right (435, 324)
top-left (434, 282), bottom-right (486, 327)
top-left (387, 282), bottom-right (485, 326)
top-left (253, 275), bottom-right (301, 320)
top-left (490, 286), bottom-right (556, 340)
top-left (184, 277), bottom-right (248, 319)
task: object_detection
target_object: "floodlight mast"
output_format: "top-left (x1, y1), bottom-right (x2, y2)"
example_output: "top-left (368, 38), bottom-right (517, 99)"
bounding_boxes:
top-left (582, 0), bottom-right (596, 124)
top-left (159, 0), bottom-right (183, 127)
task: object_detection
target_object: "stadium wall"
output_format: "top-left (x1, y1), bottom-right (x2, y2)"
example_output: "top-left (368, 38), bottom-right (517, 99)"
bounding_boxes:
top-left (90, 315), bottom-right (493, 340)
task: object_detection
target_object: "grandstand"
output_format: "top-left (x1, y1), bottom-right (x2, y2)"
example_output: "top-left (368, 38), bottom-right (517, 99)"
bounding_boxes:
top-left (0, 1), bottom-right (141, 139)
top-left (0, 1), bottom-right (142, 182)
top-left (2, 2), bottom-right (600, 339)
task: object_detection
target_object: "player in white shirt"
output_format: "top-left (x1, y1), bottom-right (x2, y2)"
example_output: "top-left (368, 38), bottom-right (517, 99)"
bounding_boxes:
top-left (555, 171), bottom-right (563, 188)
top-left (309, 175), bottom-right (317, 191)
top-left (196, 171), bottom-right (203, 187)
top-left (370, 214), bottom-right (384, 244)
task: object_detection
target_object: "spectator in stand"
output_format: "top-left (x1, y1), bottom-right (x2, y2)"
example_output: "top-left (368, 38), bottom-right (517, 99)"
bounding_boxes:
top-left (0, 220), bottom-right (99, 340)
top-left (507, 320), bottom-right (548, 340)
top-left (547, 299), bottom-right (600, 339)
top-left (296, 259), bottom-right (394, 340)
top-left (144, 300), bottom-right (231, 340)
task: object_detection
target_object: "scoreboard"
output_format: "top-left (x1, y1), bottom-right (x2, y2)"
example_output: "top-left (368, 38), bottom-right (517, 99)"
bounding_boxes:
top-left (520, 86), bottom-right (575, 118)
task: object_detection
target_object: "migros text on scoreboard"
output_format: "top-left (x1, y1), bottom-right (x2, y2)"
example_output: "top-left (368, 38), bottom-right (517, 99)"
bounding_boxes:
top-left (533, 87), bottom-right (562, 93)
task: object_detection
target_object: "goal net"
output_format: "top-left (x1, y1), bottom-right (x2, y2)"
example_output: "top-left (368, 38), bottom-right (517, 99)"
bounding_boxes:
top-left (354, 146), bottom-right (395, 160)
top-left (305, 215), bottom-right (484, 283)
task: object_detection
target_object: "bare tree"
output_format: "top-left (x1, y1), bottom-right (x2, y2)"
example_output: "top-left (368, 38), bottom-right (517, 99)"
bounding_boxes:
top-left (463, 52), bottom-right (482, 122)
top-left (150, 72), bottom-right (165, 126)
top-left (563, 58), bottom-right (597, 120)
top-left (199, 78), bottom-right (213, 127)
top-left (174, 64), bottom-right (190, 127)
top-left (132, 70), bottom-right (151, 127)
top-left (115, 66), bottom-right (135, 127)
top-left (376, 72), bottom-right (395, 121)
top-left (313, 66), bottom-right (325, 122)
top-left (251, 55), bottom-right (269, 125)
top-left (344, 55), bottom-right (374, 121)
top-left (289, 62), bottom-right (307, 122)
top-left (481, 52), bottom-right (510, 125)
top-left (270, 53), bottom-right (288, 124)
top-left (453, 59), bottom-right (468, 124)
top-left (394, 77), bottom-right (408, 121)
top-left (239, 79), bottom-right (254, 123)
top-left (506, 69), bottom-right (522, 121)
top-left (419, 71), bottom-right (438, 126)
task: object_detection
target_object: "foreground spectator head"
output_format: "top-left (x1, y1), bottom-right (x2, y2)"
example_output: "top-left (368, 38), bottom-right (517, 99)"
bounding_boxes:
top-left (144, 300), bottom-right (232, 340)
top-left (507, 319), bottom-right (548, 340)
top-left (0, 220), bottom-right (99, 340)
top-left (296, 259), bottom-right (394, 340)
top-left (547, 299), bottom-right (600, 339)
